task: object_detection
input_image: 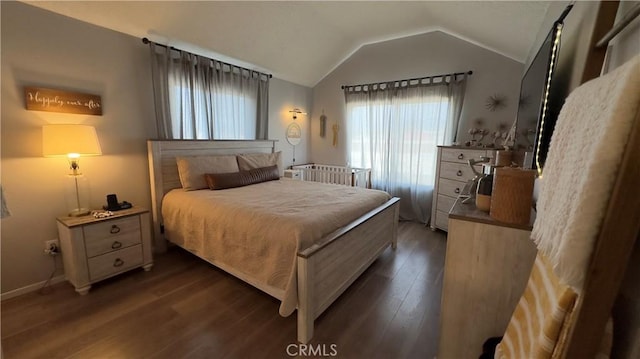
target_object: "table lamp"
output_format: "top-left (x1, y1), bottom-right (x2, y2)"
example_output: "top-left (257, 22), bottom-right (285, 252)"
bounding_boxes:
top-left (43, 124), bottom-right (102, 217)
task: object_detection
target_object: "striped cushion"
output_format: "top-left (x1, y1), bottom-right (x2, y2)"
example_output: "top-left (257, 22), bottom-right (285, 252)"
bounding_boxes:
top-left (495, 253), bottom-right (577, 359)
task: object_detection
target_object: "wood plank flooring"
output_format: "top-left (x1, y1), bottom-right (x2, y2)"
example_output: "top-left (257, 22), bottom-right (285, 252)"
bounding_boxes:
top-left (1, 221), bottom-right (446, 358)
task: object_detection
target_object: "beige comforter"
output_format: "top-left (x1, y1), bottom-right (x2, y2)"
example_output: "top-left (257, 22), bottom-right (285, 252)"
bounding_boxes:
top-left (162, 179), bottom-right (391, 316)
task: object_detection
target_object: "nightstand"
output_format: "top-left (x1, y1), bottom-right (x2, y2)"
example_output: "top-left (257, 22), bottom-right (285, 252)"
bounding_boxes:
top-left (284, 169), bottom-right (302, 180)
top-left (56, 206), bottom-right (153, 295)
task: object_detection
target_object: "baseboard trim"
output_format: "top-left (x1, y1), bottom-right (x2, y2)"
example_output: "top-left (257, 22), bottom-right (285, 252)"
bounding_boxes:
top-left (1, 275), bottom-right (66, 301)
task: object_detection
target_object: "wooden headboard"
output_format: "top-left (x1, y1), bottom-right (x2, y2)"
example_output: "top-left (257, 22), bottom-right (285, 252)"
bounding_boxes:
top-left (146, 139), bottom-right (277, 252)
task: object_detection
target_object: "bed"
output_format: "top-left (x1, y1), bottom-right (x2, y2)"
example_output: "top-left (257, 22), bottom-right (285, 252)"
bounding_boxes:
top-left (147, 139), bottom-right (400, 343)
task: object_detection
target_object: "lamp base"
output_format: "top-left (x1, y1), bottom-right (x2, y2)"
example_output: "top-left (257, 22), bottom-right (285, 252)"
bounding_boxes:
top-left (68, 208), bottom-right (91, 217)
top-left (66, 173), bottom-right (92, 217)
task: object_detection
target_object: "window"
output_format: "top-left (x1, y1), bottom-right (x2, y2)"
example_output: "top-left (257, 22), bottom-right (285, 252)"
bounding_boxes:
top-left (168, 83), bottom-right (257, 140)
top-left (345, 77), bottom-right (466, 222)
top-left (349, 96), bottom-right (450, 188)
top-left (148, 42), bottom-right (269, 140)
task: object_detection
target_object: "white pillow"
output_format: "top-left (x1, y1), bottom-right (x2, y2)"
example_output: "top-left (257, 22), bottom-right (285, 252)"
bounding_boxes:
top-left (237, 151), bottom-right (283, 177)
top-left (176, 155), bottom-right (239, 190)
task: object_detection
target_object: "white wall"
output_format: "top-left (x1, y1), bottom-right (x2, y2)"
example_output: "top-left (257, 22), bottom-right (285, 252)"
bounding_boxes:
top-left (1, 1), bottom-right (156, 295)
top-left (310, 31), bottom-right (523, 166)
top-left (0, 2), bottom-right (311, 295)
top-left (269, 78), bottom-right (313, 168)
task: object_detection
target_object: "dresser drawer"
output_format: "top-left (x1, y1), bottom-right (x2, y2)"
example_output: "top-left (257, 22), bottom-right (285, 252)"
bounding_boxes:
top-left (439, 162), bottom-right (481, 181)
top-left (435, 210), bottom-right (450, 231)
top-left (441, 149), bottom-right (487, 164)
top-left (83, 216), bottom-right (140, 242)
top-left (88, 244), bottom-right (143, 281)
top-left (438, 178), bottom-right (467, 198)
top-left (85, 230), bottom-right (142, 258)
top-left (437, 195), bottom-right (457, 214)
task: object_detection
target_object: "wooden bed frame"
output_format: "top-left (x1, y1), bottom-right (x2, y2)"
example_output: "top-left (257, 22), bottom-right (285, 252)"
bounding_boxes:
top-left (147, 139), bottom-right (400, 343)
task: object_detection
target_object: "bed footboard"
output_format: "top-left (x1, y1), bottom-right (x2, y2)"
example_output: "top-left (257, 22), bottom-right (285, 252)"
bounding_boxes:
top-left (296, 197), bottom-right (400, 343)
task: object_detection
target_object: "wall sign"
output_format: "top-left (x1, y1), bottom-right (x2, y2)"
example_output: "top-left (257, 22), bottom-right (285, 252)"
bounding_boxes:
top-left (24, 87), bottom-right (102, 116)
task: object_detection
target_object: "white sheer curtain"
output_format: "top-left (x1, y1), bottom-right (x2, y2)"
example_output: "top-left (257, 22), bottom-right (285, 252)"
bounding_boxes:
top-left (345, 75), bottom-right (467, 223)
top-left (149, 42), bottom-right (269, 140)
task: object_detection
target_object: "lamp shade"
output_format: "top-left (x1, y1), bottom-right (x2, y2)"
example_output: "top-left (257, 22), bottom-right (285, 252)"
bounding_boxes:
top-left (42, 124), bottom-right (102, 157)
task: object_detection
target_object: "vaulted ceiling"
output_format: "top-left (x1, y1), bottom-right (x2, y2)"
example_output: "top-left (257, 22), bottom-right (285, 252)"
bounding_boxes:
top-left (23, 1), bottom-right (552, 87)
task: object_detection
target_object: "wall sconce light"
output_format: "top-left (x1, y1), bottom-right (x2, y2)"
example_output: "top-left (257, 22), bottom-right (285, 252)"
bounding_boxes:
top-left (289, 108), bottom-right (307, 120)
top-left (43, 124), bottom-right (102, 217)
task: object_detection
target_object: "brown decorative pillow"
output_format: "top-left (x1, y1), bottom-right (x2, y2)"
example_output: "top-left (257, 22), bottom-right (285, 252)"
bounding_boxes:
top-left (205, 165), bottom-right (279, 190)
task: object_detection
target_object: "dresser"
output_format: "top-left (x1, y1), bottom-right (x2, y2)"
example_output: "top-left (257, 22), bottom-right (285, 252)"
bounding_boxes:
top-left (430, 146), bottom-right (494, 231)
top-left (57, 207), bottom-right (153, 295)
top-left (438, 200), bottom-right (537, 358)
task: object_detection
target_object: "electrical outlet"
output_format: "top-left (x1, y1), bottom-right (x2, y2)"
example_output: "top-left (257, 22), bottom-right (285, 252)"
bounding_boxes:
top-left (44, 239), bottom-right (60, 256)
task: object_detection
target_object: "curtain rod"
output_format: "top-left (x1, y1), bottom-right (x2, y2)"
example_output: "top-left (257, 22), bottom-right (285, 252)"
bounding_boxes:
top-left (341, 70), bottom-right (472, 90)
top-left (142, 37), bottom-right (273, 78)
top-left (595, 2), bottom-right (640, 48)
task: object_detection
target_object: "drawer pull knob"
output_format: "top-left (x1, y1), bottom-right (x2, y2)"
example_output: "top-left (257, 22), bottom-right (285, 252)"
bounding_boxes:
top-left (113, 258), bottom-right (124, 267)
top-left (111, 241), bottom-right (122, 249)
top-left (110, 225), bottom-right (121, 234)
top-left (456, 170), bottom-right (463, 176)
top-left (457, 154), bottom-right (464, 160)
top-left (454, 188), bottom-right (460, 194)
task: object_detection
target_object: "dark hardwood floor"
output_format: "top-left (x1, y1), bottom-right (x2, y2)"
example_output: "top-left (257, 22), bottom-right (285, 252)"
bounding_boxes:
top-left (1, 221), bottom-right (446, 358)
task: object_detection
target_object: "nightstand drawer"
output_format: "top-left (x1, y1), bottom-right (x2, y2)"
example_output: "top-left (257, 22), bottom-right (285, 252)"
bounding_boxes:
top-left (85, 231), bottom-right (142, 258)
top-left (83, 216), bottom-right (140, 242)
top-left (88, 244), bottom-right (143, 281)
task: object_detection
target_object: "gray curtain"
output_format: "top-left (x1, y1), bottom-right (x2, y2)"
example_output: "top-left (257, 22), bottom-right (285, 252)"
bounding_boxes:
top-left (447, 73), bottom-right (468, 145)
top-left (149, 42), bottom-right (269, 140)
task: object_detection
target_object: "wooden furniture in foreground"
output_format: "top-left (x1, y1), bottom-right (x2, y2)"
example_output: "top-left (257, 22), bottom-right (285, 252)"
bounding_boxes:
top-left (430, 146), bottom-right (494, 232)
top-left (438, 200), bottom-right (537, 358)
top-left (57, 207), bottom-right (153, 295)
top-left (147, 140), bottom-right (400, 344)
